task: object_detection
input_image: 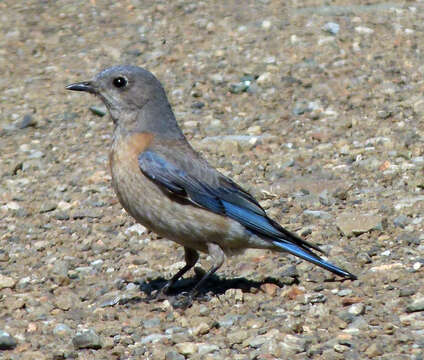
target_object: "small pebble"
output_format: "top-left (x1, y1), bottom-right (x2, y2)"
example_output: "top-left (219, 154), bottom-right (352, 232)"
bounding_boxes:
top-left (399, 287), bottom-right (416, 297)
top-left (336, 213), bottom-right (382, 237)
top-left (191, 101), bottom-right (205, 109)
top-left (348, 303), bottom-right (365, 316)
top-left (355, 26), bottom-right (374, 34)
top-left (55, 212), bottom-right (70, 220)
top-left (175, 342), bottom-right (198, 355)
top-left (140, 334), bottom-right (169, 344)
top-left (365, 343), bottom-right (383, 357)
top-left (256, 72), bottom-right (272, 85)
top-left (412, 262), bottom-right (421, 271)
top-left (165, 351), bottom-right (185, 360)
top-left (0, 274), bottom-right (16, 290)
top-left (191, 322), bottom-right (210, 336)
top-left (72, 329), bottom-right (102, 349)
top-left (0, 331), bottom-right (17, 350)
top-left (227, 330), bottom-right (248, 345)
top-left (39, 202), bottom-right (57, 213)
top-left (393, 215), bottom-right (410, 228)
top-left (322, 22), bottom-right (340, 35)
top-left (260, 282), bottom-right (279, 296)
top-left (19, 114), bottom-right (37, 129)
top-left (143, 318), bottom-right (161, 329)
top-left (281, 334), bottom-right (309, 354)
top-left (209, 73), bottom-right (223, 85)
top-left (218, 314), bottom-right (241, 328)
top-left (334, 343), bottom-right (349, 353)
top-left (357, 252), bottom-right (372, 265)
top-left (261, 20), bottom-right (271, 29)
top-left (303, 210), bottom-right (332, 219)
top-left (53, 324), bottom-right (73, 337)
top-left (198, 344), bottom-right (219, 355)
top-left (338, 289), bottom-right (353, 297)
top-left (406, 298), bottom-right (424, 313)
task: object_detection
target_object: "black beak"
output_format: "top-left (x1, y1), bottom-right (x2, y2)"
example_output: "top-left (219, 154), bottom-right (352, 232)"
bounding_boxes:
top-left (66, 81), bottom-right (96, 94)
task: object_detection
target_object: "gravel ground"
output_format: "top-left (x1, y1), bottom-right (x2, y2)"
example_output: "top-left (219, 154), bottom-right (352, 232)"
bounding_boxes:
top-left (1, 1), bottom-right (423, 359)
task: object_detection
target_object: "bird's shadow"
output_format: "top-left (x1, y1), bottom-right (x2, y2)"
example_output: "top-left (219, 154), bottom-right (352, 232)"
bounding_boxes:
top-left (121, 271), bottom-right (348, 308)
top-left (137, 272), bottom-right (289, 299)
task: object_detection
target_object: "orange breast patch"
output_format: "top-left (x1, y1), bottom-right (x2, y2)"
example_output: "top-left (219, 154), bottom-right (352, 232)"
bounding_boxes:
top-left (110, 132), bottom-right (154, 170)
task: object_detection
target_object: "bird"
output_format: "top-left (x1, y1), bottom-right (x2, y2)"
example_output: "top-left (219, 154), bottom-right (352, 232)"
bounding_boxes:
top-left (66, 65), bottom-right (356, 306)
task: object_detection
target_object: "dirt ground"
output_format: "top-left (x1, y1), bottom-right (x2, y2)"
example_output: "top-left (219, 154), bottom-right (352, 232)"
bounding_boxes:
top-left (0, 0), bottom-right (423, 359)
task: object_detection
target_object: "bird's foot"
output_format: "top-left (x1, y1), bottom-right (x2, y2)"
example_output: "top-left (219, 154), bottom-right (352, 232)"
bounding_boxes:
top-left (170, 290), bottom-right (213, 309)
top-left (144, 283), bottom-right (171, 302)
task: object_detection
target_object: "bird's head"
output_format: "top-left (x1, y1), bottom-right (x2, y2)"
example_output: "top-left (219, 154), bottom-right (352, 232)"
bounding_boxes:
top-left (66, 65), bottom-right (167, 124)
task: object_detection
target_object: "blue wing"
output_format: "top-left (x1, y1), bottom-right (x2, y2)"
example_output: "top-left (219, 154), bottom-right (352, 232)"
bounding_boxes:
top-left (138, 149), bottom-right (356, 280)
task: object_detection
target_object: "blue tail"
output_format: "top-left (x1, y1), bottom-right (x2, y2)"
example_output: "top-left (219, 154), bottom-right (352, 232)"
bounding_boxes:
top-left (220, 200), bottom-right (356, 280)
top-left (272, 240), bottom-right (357, 280)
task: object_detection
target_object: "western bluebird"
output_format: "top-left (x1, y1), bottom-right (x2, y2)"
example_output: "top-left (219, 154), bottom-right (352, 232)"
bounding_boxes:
top-left (66, 65), bottom-right (356, 306)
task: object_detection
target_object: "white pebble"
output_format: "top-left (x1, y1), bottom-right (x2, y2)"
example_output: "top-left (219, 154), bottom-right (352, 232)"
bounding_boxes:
top-left (125, 223), bottom-right (147, 236)
top-left (261, 20), bottom-right (271, 29)
top-left (355, 26), bottom-right (374, 35)
top-left (413, 262), bottom-right (421, 271)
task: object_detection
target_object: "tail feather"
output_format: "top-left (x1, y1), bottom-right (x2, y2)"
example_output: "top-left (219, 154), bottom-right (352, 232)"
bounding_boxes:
top-left (213, 197), bottom-right (356, 279)
top-left (269, 217), bottom-right (325, 254)
top-left (272, 240), bottom-right (357, 280)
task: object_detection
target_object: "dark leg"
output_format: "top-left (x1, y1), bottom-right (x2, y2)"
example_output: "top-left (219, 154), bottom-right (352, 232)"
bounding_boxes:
top-left (173, 243), bottom-right (226, 308)
top-left (158, 247), bottom-right (199, 297)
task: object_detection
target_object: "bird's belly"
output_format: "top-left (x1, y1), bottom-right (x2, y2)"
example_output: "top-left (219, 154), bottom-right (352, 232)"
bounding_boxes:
top-left (110, 150), bottom-right (260, 254)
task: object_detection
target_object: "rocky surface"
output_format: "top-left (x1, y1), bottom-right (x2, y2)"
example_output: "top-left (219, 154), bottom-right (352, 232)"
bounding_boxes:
top-left (0, 0), bottom-right (423, 359)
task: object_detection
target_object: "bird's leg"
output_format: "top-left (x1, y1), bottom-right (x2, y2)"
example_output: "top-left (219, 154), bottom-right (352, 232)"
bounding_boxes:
top-left (173, 243), bottom-right (225, 308)
top-left (157, 247), bottom-right (199, 298)
top-left (191, 243), bottom-right (225, 296)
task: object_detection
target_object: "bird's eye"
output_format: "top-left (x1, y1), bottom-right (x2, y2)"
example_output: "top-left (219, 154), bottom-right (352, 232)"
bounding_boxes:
top-left (113, 76), bottom-right (128, 88)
